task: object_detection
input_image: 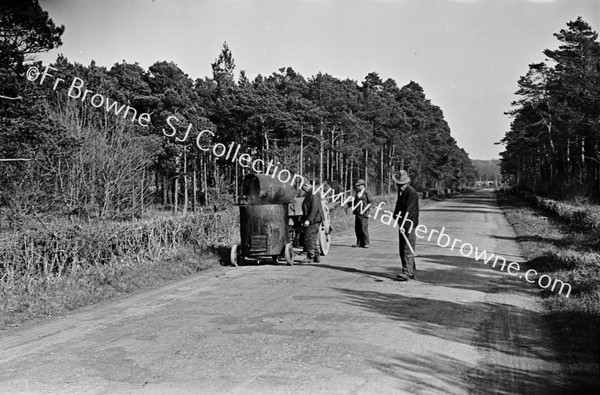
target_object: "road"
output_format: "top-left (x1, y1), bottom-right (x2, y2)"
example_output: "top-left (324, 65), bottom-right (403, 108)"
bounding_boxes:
top-left (0, 190), bottom-right (564, 394)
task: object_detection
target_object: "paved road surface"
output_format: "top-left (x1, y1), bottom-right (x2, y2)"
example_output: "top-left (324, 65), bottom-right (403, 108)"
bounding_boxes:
top-left (0, 190), bottom-right (563, 394)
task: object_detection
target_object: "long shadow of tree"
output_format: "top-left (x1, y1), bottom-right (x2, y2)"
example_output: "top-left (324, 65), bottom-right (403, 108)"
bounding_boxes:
top-left (305, 242), bottom-right (572, 393)
top-left (330, 285), bottom-right (567, 394)
top-left (310, 190), bottom-right (597, 392)
top-left (370, 352), bottom-right (566, 395)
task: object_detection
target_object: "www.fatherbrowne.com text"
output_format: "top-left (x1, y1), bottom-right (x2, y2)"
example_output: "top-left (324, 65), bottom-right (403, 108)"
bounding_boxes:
top-left (27, 65), bottom-right (572, 297)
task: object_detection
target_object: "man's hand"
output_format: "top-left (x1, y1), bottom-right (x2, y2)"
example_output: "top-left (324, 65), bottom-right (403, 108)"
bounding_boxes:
top-left (303, 220), bottom-right (310, 227)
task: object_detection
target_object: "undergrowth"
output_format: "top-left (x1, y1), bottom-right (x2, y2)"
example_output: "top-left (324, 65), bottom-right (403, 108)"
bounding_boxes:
top-left (0, 210), bottom-right (239, 330)
top-left (517, 191), bottom-right (600, 229)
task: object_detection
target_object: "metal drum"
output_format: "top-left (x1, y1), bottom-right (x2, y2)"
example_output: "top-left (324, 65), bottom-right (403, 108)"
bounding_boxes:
top-left (230, 174), bottom-right (295, 266)
top-left (241, 173), bottom-right (297, 205)
top-left (239, 204), bottom-right (288, 258)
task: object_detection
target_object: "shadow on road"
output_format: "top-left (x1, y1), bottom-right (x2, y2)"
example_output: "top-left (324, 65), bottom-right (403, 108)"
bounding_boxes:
top-left (333, 286), bottom-right (566, 394)
top-left (444, 194), bottom-right (499, 206)
top-left (389, 253), bottom-right (524, 294)
top-left (422, 208), bottom-right (501, 214)
top-left (303, 263), bottom-right (395, 281)
top-left (370, 351), bottom-right (563, 395)
top-left (489, 234), bottom-right (574, 249)
top-left (302, 191), bottom-right (570, 392)
top-left (332, 285), bottom-right (554, 361)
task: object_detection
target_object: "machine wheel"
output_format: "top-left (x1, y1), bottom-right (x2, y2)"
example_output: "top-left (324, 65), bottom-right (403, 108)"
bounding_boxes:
top-left (230, 244), bottom-right (240, 267)
top-left (284, 243), bottom-right (294, 265)
top-left (318, 223), bottom-right (330, 256)
top-left (318, 200), bottom-right (331, 256)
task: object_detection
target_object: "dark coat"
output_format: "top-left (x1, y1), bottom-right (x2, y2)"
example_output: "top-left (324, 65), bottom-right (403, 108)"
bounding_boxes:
top-left (349, 190), bottom-right (373, 217)
top-left (302, 189), bottom-right (323, 224)
top-left (393, 185), bottom-right (419, 229)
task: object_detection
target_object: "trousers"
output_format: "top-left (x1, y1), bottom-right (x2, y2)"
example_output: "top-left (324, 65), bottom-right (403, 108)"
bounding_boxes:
top-left (399, 228), bottom-right (416, 276)
top-left (305, 223), bottom-right (320, 258)
top-left (354, 215), bottom-right (370, 246)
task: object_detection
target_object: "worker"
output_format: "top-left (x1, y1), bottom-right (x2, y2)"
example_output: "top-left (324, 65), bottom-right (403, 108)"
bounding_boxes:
top-left (350, 178), bottom-right (372, 248)
top-left (301, 181), bottom-right (323, 263)
top-left (392, 170), bottom-right (419, 281)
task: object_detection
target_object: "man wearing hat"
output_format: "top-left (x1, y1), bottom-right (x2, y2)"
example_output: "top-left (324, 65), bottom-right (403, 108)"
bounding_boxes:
top-left (349, 178), bottom-right (372, 248)
top-left (392, 170), bottom-right (419, 281)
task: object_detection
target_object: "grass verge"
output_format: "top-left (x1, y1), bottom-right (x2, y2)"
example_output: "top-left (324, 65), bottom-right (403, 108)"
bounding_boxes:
top-left (497, 191), bottom-right (600, 393)
top-left (0, 211), bottom-right (239, 331)
top-left (0, 248), bottom-right (220, 330)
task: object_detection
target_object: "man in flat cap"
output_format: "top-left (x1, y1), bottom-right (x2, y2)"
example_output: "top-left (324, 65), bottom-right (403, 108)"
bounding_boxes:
top-left (392, 170), bottom-right (419, 281)
top-left (301, 181), bottom-right (323, 263)
top-left (349, 178), bottom-right (372, 248)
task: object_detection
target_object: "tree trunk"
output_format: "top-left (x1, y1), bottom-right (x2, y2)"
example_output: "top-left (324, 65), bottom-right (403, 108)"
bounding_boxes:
top-left (164, 175), bottom-right (170, 207)
top-left (202, 151), bottom-right (209, 207)
top-left (140, 170), bottom-right (145, 218)
top-left (173, 176), bottom-right (179, 215)
top-left (336, 149), bottom-right (340, 183)
top-left (235, 160), bottom-right (239, 204)
top-left (300, 131), bottom-right (304, 176)
top-left (364, 150), bottom-right (368, 188)
top-left (155, 171), bottom-right (161, 206)
top-left (339, 152), bottom-right (344, 187)
top-left (342, 155), bottom-right (347, 192)
top-left (319, 125), bottom-right (324, 183)
top-left (173, 151), bottom-right (181, 214)
top-left (388, 145), bottom-right (395, 195)
top-left (380, 145), bottom-right (384, 194)
top-left (566, 138), bottom-right (571, 177)
top-left (192, 154), bottom-right (197, 213)
top-left (326, 137), bottom-right (330, 181)
top-left (516, 156), bottom-right (520, 191)
top-left (131, 173), bottom-right (136, 220)
top-left (213, 156), bottom-right (219, 201)
top-left (580, 137), bottom-right (585, 184)
top-left (183, 148), bottom-right (188, 215)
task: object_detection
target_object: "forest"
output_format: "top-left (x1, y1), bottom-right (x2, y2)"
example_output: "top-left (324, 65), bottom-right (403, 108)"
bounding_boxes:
top-left (501, 17), bottom-right (600, 203)
top-left (0, 1), bottom-right (475, 224)
top-left (472, 159), bottom-right (501, 183)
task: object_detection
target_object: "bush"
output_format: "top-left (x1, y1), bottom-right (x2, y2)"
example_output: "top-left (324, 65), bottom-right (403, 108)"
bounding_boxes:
top-left (1, 211), bottom-right (239, 279)
top-left (0, 211), bottom-right (240, 328)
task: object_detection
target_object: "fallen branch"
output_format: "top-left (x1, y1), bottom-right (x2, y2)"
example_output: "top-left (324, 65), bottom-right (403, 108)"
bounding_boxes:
top-left (0, 158), bottom-right (35, 162)
top-left (0, 94), bottom-right (23, 100)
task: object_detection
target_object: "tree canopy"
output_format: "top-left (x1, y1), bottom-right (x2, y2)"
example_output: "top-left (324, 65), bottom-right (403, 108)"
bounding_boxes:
top-left (0, 2), bottom-right (475, 223)
top-left (501, 17), bottom-right (600, 202)
top-left (0, 0), bottom-right (64, 72)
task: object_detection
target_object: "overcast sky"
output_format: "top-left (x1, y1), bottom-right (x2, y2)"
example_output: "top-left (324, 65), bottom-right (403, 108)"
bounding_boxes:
top-left (38, 0), bottom-right (599, 160)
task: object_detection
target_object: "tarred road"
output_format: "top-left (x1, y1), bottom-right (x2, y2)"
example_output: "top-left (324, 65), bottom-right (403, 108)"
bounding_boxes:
top-left (0, 190), bottom-right (563, 394)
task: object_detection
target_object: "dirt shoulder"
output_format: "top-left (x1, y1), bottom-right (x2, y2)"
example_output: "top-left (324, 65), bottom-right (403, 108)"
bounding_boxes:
top-left (497, 191), bottom-right (600, 393)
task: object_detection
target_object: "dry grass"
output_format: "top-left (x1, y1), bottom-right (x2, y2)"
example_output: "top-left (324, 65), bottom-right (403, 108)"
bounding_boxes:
top-left (519, 191), bottom-right (600, 229)
top-left (0, 210), bottom-right (239, 330)
top-left (498, 191), bottom-right (600, 393)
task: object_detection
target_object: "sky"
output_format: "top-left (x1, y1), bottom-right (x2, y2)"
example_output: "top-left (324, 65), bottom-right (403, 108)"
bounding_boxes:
top-left (37, 0), bottom-right (599, 160)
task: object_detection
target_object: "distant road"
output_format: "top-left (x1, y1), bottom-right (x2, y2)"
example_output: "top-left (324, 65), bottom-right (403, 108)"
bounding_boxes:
top-left (0, 190), bottom-right (563, 394)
